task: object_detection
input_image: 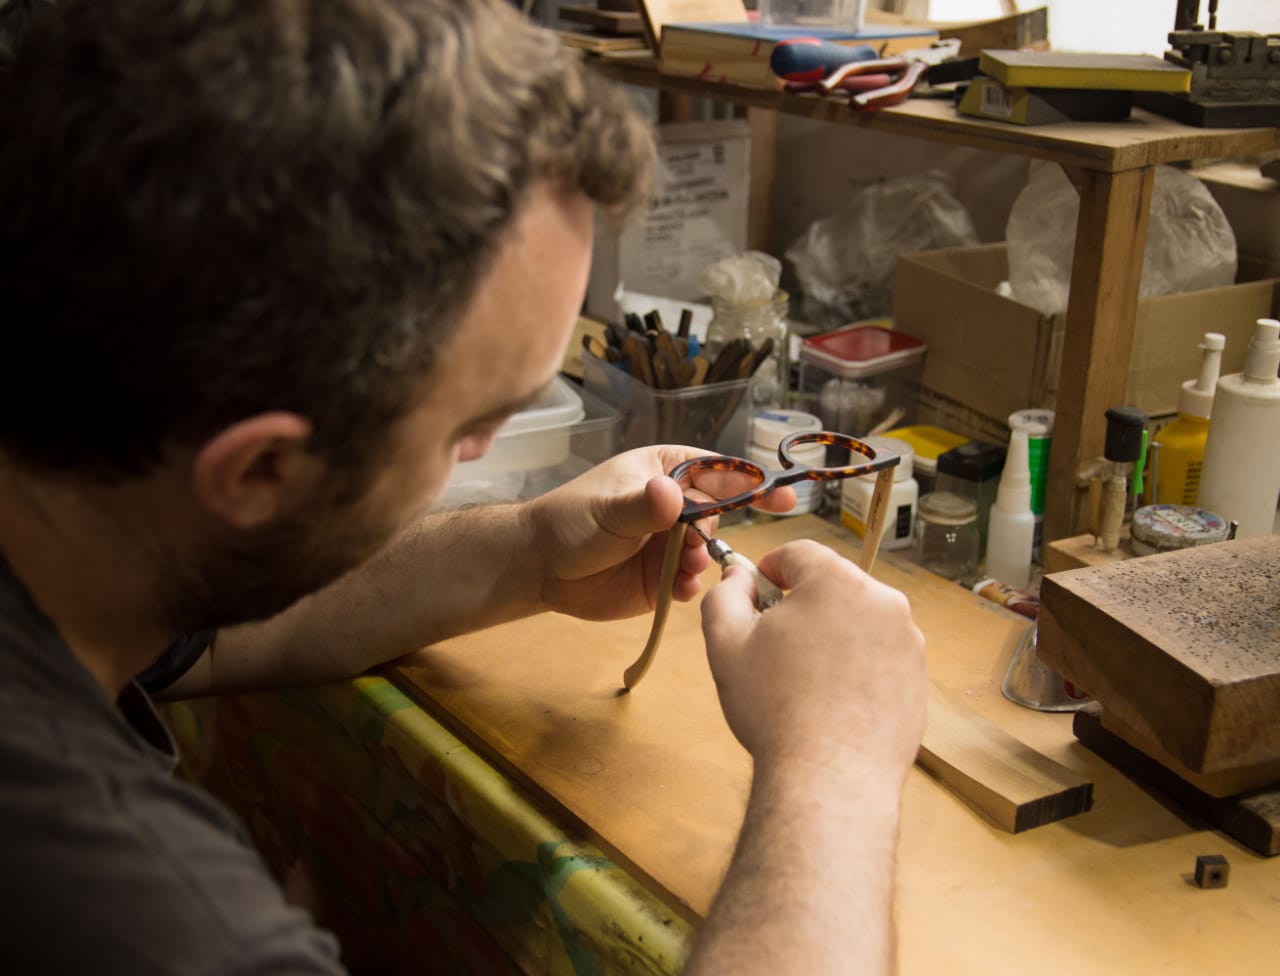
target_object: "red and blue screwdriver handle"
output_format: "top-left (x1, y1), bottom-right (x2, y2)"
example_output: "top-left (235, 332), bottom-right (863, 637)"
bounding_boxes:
top-left (768, 38), bottom-right (880, 84)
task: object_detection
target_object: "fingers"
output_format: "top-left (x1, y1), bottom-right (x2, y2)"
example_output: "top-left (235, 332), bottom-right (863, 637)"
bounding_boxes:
top-left (700, 565), bottom-right (758, 673)
top-left (595, 474), bottom-right (683, 540)
top-left (754, 539), bottom-right (861, 591)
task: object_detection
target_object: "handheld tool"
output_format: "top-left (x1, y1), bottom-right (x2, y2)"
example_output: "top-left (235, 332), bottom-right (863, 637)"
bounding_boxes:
top-left (791, 39), bottom-right (972, 111)
top-left (769, 39), bottom-right (880, 86)
top-left (689, 524), bottom-right (784, 611)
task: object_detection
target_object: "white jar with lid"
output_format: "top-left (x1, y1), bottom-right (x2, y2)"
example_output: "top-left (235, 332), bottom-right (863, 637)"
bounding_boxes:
top-left (748, 409), bottom-right (825, 516)
top-left (840, 436), bottom-right (918, 550)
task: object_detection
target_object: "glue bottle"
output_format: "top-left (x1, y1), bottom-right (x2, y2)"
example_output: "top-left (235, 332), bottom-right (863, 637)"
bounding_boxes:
top-left (1197, 318), bottom-right (1280, 537)
top-left (984, 430), bottom-right (1036, 588)
top-left (1151, 332), bottom-right (1224, 506)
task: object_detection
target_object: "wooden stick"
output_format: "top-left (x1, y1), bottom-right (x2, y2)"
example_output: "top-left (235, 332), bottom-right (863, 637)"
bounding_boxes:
top-left (623, 524), bottom-right (688, 690)
top-left (857, 466), bottom-right (896, 573)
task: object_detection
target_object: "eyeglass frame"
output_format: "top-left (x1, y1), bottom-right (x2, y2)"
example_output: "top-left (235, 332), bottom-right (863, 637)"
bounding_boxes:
top-left (668, 431), bottom-right (901, 523)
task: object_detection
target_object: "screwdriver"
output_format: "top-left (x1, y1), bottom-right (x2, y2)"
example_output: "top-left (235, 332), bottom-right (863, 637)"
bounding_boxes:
top-left (769, 38), bottom-right (880, 84)
top-left (690, 524), bottom-right (784, 611)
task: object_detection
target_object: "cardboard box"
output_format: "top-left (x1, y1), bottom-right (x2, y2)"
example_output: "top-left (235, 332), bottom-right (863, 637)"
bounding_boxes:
top-left (892, 243), bottom-right (1280, 440)
top-left (585, 119), bottom-right (750, 322)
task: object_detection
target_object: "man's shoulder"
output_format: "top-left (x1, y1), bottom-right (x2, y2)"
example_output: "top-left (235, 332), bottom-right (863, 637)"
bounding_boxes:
top-left (0, 704), bottom-right (343, 974)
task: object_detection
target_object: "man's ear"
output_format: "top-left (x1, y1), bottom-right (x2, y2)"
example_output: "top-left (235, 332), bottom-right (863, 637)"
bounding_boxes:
top-left (190, 412), bottom-right (321, 529)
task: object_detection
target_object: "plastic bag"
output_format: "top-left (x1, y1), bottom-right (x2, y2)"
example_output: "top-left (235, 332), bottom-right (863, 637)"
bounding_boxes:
top-left (1006, 163), bottom-right (1237, 315)
top-left (785, 170), bottom-right (979, 327)
top-left (697, 250), bottom-right (782, 303)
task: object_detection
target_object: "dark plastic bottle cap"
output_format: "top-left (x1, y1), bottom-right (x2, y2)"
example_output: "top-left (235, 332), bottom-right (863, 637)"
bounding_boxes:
top-left (1104, 406), bottom-right (1148, 463)
top-left (936, 440), bottom-right (1006, 481)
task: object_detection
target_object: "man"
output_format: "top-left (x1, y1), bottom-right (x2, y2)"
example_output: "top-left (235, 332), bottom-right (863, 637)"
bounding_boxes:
top-left (0, 1), bottom-right (926, 973)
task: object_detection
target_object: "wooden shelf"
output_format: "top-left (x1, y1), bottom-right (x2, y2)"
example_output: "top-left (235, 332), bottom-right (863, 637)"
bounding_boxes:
top-left (593, 59), bottom-right (1280, 174)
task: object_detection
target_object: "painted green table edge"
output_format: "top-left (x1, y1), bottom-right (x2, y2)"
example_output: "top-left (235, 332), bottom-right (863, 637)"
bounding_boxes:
top-left (166, 673), bottom-right (694, 974)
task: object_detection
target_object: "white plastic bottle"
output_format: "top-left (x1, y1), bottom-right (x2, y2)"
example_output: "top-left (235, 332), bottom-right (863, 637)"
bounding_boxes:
top-left (1197, 318), bottom-right (1280, 537)
top-left (1151, 333), bottom-right (1223, 506)
top-left (747, 409), bottom-right (824, 516)
top-left (984, 430), bottom-right (1036, 588)
top-left (841, 437), bottom-right (918, 551)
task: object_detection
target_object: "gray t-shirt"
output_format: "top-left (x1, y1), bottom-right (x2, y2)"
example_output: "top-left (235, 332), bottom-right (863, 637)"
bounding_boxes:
top-left (0, 555), bottom-right (344, 973)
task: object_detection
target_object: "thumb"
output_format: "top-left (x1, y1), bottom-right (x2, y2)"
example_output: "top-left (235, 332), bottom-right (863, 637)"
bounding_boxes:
top-left (596, 475), bottom-right (684, 539)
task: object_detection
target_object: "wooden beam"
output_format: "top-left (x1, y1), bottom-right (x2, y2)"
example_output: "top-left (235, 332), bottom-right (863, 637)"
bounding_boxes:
top-left (1043, 165), bottom-right (1155, 542)
top-left (745, 107), bottom-right (776, 253)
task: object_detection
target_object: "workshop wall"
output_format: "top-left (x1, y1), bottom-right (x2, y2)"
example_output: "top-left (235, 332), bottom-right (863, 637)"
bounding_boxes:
top-left (768, 114), bottom-right (1029, 271)
top-left (926, 0), bottom-right (1278, 56)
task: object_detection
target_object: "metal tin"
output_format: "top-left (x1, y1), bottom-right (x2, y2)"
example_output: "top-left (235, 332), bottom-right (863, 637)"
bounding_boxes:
top-left (1130, 503), bottom-right (1229, 556)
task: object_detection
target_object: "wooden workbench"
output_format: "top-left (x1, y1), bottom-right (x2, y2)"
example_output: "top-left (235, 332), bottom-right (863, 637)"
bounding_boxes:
top-left (590, 61), bottom-right (1280, 541)
top-left (391, 515), bottom-right (1279, 974)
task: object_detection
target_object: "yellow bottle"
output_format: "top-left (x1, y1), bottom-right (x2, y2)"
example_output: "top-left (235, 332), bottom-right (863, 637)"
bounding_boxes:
top-left (1151, 332), bottom-right (1223, 506)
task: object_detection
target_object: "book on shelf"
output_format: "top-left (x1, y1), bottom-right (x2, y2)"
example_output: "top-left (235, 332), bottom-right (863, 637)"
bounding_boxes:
top-left (659, 21), bottom-right (938, 89)
top-left (957, 76), bottom-right (1132, 126)
top-left (978, 50), bottom-right (1191, 94)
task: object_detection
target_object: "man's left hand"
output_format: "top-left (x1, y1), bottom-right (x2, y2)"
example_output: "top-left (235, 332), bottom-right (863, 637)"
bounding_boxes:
top-left (527, 446), bottom-right (795, 621)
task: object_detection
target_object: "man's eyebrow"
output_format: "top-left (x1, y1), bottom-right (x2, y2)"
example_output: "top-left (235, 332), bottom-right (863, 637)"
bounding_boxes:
top-left (465, 386), bottom-right (551, 430)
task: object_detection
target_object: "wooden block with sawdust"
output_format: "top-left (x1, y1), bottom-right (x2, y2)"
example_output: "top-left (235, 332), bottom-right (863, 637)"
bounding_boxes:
top-left (1039, 535), bottom-right (1280, 778)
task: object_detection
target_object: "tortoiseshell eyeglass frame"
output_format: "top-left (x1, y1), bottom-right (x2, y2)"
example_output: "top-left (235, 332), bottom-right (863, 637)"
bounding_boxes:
top-left (669, 431), bottom-right (901, 522)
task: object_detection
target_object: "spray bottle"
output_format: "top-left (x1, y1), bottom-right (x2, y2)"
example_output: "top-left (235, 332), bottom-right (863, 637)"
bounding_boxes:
top-left (985, 430), bottom-right (1036, 588)
top-left (1197, 318), bottom-right (1280, 537)
top-left (1151, 333), bottom-right (1223, 506)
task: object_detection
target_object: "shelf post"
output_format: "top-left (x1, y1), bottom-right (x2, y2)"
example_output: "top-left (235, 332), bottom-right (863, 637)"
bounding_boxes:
top-left (1044, 164), bottom-right (1156, 543)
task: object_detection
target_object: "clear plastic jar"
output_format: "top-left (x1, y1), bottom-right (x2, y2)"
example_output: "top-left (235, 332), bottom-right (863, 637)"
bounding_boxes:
top-left (913, 491), bottom-right (980, 582)
top-left (748, 409), bottom-right (825, 516)
top-left (705, 290), bottom-right (790, 409)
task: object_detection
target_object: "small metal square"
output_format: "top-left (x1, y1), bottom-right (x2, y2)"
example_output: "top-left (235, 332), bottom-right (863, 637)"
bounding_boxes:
top-left (1194, 854), bottom-right (1230, 889)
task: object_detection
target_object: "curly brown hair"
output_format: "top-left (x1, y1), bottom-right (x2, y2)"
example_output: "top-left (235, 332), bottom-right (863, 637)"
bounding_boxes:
top-left (0, 0), bottom-right (652, 478)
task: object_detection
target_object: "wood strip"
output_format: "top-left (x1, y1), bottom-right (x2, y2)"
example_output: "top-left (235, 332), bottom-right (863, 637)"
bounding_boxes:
top-left (559, 4), bottom-right (644, 34)
top-left (920, 683), bottom-right (1094, 833)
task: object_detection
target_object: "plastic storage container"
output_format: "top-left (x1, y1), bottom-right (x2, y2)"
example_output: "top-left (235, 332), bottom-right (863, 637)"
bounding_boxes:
top-left (761, 0), bottom-right (865, 28)
top-left (438, 380), bottom-right (619, 508)
top-left (705, 291), bottom-right (790, 410)
top-left (913, 491), bottom-right (979, 582)
top-left (583, 351), bottom-right (753, 457)
top-left (797, 324), bottom-right (925, 438)
top-left (935, 440), bottom-right (1005, 554)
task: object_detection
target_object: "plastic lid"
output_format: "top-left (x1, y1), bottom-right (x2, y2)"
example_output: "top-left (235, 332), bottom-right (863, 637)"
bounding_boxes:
top-left (994, 430), bottom-right (1032, 513)
top-left (494, 376), bottom-right (584, 437)
top-left (1103, 406), bottom-right (1148, 462)
top-left (799, 324), bottom-right (926, 379)
top-left (883, 425), bottom-right (968, 475)
top-left (751, 409), bottom-right (822, 450)
top-left (1243, 318), bottom-right (1280, 383)
top-left (917, 491), bottom-right (977, 525)
top-left (936, 440), bottom-right (1005, 481)
top-left (1008, 409), bottom-right (1054, 437)
top-left (1131, 504), bottom-right (1229, 552)
top-left (1178, 332), bottom-right (1224, 419)
top-left (856, 436), bottom-right (914, 482)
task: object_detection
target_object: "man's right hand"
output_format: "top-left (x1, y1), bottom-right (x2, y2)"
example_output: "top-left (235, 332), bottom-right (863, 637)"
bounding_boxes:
top-left (699, 539), bottom-right (926, 779)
